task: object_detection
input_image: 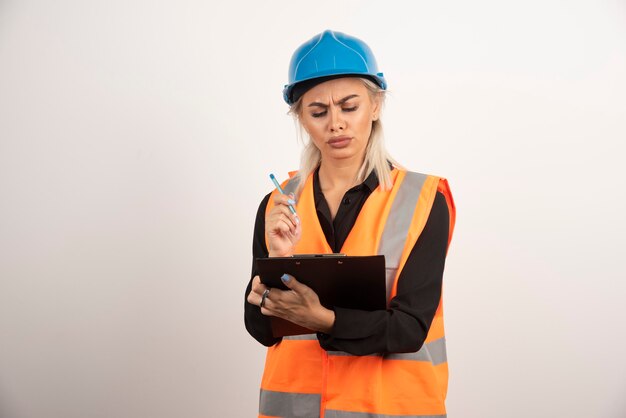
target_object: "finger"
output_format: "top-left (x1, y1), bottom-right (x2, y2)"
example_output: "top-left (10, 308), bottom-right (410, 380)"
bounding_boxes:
top-left (269, 206), bottom-right (298, 228)
top-left (247, 276), bottom-right (259, 304)
top-left (285, 275), bottom-right (314, 299)
top-left (272, 192), bottom-right (297, 208)
top-left (293, 220), bottom-right (302, 240)
top-left (260, 305), bottom-right (275, 317)
top-left (268, 213), bottom-right (297, 236)
top-left (251, 275), bottom-right (263, 291)
top-left (251, 280), bottom-right (274, 307)
top-left (274, 216), bottom-right (296, 235)
top-left (259, 291), bottom-right (284, 317)
top-left (278, 212), bottom-right (297, 230)
top-left (274, 195), bottom-right (299, 221)
top-left (246, 290), bottom-right (259, 305)
top-left (280, 273), bottom-right (305, 292)
top-left (251, 279), bottom-right (267, 295)
top-left (263, 286), bottom-right (291, 306)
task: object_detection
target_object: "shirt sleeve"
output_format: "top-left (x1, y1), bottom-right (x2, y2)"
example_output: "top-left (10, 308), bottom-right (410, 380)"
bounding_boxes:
top-left (244, 192), bottom-right (282, 347)
top-left (317, 191), bottom-right (450, 355)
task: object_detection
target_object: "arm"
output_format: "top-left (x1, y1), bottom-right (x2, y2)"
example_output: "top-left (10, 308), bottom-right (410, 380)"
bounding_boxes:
top-left (317, 192), bottom-right (450, 355)
top-left (243, 193), bottom-right (281, 347)
top-left (244, 189), bottom-right (333, 335)
top-left (245, 191), bottom-right (332, 336)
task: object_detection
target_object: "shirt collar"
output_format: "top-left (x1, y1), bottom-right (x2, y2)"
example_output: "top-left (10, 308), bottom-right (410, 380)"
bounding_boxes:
top-left (313, 166), bottom-right (380, 195)
top-left (361, 169), bottom-right (379, 192)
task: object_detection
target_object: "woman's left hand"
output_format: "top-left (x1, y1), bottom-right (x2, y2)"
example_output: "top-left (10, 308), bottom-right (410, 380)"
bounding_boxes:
top-left (249, 274), bottom-right (335, 334)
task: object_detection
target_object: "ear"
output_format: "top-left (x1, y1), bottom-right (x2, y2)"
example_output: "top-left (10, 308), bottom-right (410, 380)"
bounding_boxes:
top-left (371, 92), bottom-right (382, 121)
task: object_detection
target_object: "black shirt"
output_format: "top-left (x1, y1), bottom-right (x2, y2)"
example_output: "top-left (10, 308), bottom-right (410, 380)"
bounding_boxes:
top-left (244, 169), bottom-right (450, 355)
top-left (313, 168), bottom-right (380, 252)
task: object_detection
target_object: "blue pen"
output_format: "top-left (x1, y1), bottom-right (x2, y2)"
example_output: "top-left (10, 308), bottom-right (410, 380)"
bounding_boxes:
top-left (269, 173), bottom-right (297, 215)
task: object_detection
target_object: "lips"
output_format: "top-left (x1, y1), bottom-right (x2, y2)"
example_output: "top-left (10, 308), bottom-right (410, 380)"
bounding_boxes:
top-left (327, 136), bottom-right (352, 148)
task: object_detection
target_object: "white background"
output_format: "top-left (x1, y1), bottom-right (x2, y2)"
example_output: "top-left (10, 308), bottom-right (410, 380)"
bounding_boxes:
top-left (1, 1), bottom-right (625, 417)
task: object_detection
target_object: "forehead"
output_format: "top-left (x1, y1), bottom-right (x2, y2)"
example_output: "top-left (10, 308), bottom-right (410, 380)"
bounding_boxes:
top-left (302, 78), bottom-right (368, 103)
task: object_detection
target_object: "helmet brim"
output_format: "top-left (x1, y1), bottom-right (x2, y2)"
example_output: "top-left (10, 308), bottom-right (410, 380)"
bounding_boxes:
top-left (283, 73), bottom-right (387, 105)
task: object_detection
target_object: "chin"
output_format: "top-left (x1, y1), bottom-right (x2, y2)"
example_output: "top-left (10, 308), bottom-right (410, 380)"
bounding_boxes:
top-left (324, 149), bottom-right (356, 160)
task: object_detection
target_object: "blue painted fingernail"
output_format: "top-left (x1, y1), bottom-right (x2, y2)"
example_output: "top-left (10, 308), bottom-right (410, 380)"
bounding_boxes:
top-left (295, 215), bottom-right (300, 224)
top-left (287, 199), bottom-right (296, 205)
top-left (281, 274), bottom-right (291, 283)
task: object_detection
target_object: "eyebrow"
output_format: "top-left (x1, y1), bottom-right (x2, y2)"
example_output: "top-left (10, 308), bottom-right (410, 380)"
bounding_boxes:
top-left (307, 94), bottom-right (359, 108)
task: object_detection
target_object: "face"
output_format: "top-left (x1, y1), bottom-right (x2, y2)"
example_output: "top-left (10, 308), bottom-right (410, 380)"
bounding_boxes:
top-left (299, 77), bottom-right (380, 164)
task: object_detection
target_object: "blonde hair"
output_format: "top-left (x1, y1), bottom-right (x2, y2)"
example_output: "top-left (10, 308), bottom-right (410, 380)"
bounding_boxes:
top-left (288, 78), bottom-right (401, 195)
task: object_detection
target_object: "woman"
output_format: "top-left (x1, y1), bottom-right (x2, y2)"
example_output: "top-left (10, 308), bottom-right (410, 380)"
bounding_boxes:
top-left (245, 30), bottom-right (456, 418)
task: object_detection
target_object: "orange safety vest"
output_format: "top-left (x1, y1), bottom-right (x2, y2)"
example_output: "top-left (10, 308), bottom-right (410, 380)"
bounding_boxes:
top-left (259, 168), bottom-right (456, 418)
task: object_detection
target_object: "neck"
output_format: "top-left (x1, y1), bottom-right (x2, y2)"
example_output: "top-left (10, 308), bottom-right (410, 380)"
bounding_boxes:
top-left (318, 157), bottom-right (364, 192)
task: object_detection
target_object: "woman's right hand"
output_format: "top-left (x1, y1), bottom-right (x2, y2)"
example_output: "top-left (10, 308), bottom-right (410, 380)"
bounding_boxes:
top-left (266, 192), bottom-right (301, 257)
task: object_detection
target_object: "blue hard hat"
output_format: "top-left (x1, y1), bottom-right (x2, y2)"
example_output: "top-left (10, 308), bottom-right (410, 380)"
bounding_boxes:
top-left (283, 30), bottom-right (387, 105)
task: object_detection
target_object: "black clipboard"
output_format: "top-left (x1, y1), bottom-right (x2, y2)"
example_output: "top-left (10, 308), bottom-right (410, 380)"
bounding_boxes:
top-left (255, 254), bottom-right (386, 337)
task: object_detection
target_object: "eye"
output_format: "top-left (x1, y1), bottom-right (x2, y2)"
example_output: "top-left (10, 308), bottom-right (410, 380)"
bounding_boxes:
top-left (343, 106), bottom-right (358, 112)
top-left (311, 110), bottom-right (327, 118)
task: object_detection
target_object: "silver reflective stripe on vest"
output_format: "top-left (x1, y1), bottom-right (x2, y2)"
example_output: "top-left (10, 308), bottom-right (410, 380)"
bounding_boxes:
top-left (325, 410), bottom-right (446, 418)
top-left (377, 172), bottom-right (427, 299)
top-left (283, 176), bottom-right (299, 196)
top-left (259, 389), bottom-right (321, 418)
top-left (326, 337), bottom-right (447, 366)
top-left (385, 337), bottom-right (447, 365)
top-left (428, 337), bottom-right (447, 366)
top-left (284, 333), bottom-right (318, 341)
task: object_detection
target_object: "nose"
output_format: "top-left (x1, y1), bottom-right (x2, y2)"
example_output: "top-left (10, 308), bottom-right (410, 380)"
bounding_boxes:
top-left (328, 106), bottom-right (345, 132)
